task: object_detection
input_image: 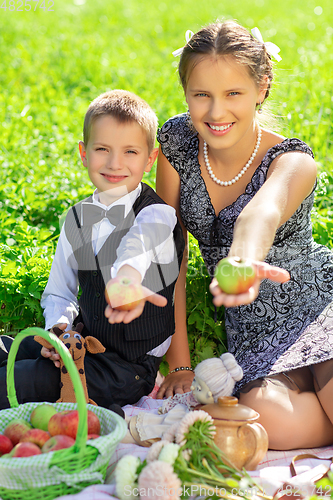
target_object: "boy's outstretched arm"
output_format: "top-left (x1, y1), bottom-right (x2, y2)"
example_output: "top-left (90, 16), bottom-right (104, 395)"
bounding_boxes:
top-left (104, 264), bottom-right (167, 324)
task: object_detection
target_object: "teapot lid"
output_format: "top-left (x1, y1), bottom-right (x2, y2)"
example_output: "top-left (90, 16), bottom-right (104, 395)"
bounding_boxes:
top-left (201, 396), bottom-right (259, 422)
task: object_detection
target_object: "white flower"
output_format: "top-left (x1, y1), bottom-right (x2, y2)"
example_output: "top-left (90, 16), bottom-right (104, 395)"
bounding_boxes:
top-left (146, 439), bottom-right (170, 463)
top-left (175, 410), bottom-right (216, 446)
top-left (158, 443), bottom-right (180, 465)
top-left (115, 454), bottom-right (140, 500)
top-left (138, 461), bottom-right (182, 500)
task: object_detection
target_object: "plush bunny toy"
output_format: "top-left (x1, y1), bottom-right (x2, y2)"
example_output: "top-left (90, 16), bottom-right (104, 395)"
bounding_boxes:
top-left (34, 323), bottom-right (105, 405)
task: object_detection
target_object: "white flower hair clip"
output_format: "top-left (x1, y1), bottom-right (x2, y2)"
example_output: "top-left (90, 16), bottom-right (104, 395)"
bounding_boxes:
top-left (172, 30), bottom-right (194, 57)
top-left (251, 27), bottom-right (282, 62)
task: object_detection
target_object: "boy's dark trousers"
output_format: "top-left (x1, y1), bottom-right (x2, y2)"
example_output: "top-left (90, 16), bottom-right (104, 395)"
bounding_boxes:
top-left (0, 335), bottom-right (161, 410)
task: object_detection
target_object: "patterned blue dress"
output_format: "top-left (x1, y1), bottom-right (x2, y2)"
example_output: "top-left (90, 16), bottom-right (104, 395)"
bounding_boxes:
top-left (158, 113), bottom-right (333, 392)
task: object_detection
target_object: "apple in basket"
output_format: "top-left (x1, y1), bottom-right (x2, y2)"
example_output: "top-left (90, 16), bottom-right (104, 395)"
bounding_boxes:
top-left (20, 428), bottom-right (51, 448)
top-left (105, 276), bottom-right (144, 311)
top-left (3, 418), bottom-right (32, 446)
top-left (0, 434), bottom-right (13, 456)
top-left (30, 403), bottom-right (58, 431)
top-left (9, 442), bottom-right (42, 457)
top-left (41, 434), bottom-right (75, 453)
top-left (214, 257), bottom-right (256, 295)
top-left (48, 410), bottom-right (70, 436)
top-left (48, 409), bottom-right (100, 439)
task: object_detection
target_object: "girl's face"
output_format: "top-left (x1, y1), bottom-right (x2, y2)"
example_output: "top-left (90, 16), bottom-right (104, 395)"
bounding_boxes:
top-left (185, 55), bottom-right (267, 152)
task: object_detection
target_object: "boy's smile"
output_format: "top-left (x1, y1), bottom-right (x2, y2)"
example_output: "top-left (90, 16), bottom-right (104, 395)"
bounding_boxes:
top-left (79, 115), bottom-right (158, 205)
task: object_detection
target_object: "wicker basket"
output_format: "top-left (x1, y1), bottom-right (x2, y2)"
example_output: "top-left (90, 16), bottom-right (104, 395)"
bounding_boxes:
top-left (0, 327), bottom-right (127, 500)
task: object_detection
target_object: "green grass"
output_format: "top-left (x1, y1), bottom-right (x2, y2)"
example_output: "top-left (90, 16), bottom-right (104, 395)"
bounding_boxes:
top-left (0, 0), bottom-right (332, 364)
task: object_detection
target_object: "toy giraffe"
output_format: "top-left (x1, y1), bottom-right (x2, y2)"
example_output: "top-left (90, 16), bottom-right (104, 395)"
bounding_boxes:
top-left (35, 323), bottom-right (105, 405)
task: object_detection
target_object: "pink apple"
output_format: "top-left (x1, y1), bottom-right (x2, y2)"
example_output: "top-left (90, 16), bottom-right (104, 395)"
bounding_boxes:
top-left (30, 404), bottom-right (58, 431)
top-left (105, 276), bottom-right (144, 311)
top-left (3, 419), bottom-right (32, 446)
top-left (20, 428), bottom-right (51, 448)
top-left (0, 434), bottom-right (13, 456)
top-left (214, 257), bottom-right (256, 294)
top-left (41, 434), bottom-right (75, 453)
top-left (48, 410), bottom-right (70, 436)
top-left (10, 442), bottom-right (42, 457)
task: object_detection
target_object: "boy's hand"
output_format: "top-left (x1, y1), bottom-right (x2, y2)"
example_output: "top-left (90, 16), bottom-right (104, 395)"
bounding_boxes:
top-left (105, 284), bottom-right (167, 324)
top-left (105, 266), bottom-right (168, 324)
top-left (40, 323), bottom-right (67, 368)
top-left (209, 260), bottom-right (290, 308)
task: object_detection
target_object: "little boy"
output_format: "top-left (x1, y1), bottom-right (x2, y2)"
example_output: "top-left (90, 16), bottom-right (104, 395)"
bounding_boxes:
top-left (0, 90), bottom-right (184, 409)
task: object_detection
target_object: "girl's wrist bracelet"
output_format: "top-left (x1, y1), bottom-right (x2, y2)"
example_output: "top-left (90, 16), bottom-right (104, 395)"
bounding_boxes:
top-left (168, 366), bottom-right (194, 375)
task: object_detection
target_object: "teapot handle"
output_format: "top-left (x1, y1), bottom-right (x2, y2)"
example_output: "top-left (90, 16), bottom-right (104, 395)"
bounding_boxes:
top-left (241, 422), bottom-right (268, 470)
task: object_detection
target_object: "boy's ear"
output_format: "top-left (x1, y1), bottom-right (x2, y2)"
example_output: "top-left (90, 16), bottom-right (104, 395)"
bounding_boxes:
top-left (79, 141), bottom-right (88, 168)
top-left (145, 147), bottom-right (159, 173)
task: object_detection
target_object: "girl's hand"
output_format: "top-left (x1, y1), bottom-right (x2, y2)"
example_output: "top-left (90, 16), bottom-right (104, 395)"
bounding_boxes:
top-left (40, 323), bottom-right (67, 368)
top-left (156, 370), bottom-right (194, 399)
top-left (105, 285), bottom-right (167, 324)
top-left (209, 260), bottom-right (290, 308)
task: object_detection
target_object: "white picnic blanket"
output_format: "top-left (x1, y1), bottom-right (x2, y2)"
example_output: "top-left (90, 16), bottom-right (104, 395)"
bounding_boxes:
top-left (54, 388), bottom-right (333, 499)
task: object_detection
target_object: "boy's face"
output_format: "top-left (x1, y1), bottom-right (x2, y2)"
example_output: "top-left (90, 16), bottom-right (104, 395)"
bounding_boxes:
top-left (79, 115), bottom-right (158, 205)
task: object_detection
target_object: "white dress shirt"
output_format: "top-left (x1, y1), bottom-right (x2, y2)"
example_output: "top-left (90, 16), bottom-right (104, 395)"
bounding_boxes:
top-left (41, 184), bottom-right (178, 356)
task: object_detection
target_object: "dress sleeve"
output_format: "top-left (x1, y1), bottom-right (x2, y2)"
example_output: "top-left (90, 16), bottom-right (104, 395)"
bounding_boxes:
top-left (157, 113), bottom-right (199, 176)
top-left (264, 138), bottom-right (314, 164)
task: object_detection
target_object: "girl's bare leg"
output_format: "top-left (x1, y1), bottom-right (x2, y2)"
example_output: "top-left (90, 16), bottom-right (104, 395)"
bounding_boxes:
top-left (239, 384), bottom-right (333, 450)
top-left (316, 378), bottom-right (333, 425)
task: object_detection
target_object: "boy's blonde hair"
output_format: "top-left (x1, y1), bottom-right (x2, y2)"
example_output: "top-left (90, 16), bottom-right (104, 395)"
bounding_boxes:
top-left (83, 90), bottom-right (158, 152)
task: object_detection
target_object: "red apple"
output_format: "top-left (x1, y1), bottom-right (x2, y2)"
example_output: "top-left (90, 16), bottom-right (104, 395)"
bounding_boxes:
top-left (20, 428), bottom-right (51, 448)
top-left (87, 410), bottom-right (101, 436)
top-left (58, 410), bottom-right (100, 439)
top-left (10, 442), bottom-right (42, 457)
top-left (59, 410), bottom-right (79, 439)
top-left (48, 411), bottom-right (70, 436)
top-left (0, 434), bottom-right (13, 456)
top-left (3, 419), bottom-right (32, 446)
top-left (105, 276), bottom-right (144, 311)
top-left (30, 404), bottom-right (58, 431)
top-left (214, 257), bottom-right (256, 294)
top-left (41, 434), bottom-right (75, 453)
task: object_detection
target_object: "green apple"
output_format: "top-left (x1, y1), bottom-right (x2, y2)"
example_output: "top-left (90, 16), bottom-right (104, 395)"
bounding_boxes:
top-left (214, 257), bottom-right (256, 294)
top-left (105, 276), bottom-right (144, 311)
top-left (30, 404), bottom-right (58, 432)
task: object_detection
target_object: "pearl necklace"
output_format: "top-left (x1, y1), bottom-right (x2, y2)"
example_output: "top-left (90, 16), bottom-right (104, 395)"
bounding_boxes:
top-left (203, 128), bottom-right (262, 186)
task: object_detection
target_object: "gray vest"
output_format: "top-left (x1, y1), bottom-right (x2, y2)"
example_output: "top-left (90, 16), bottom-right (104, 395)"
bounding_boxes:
top-left (64, 183), bottom-right (184, 361)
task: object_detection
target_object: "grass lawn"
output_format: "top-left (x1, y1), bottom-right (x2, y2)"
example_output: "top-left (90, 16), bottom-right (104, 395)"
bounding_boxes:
top-left (0, 0), bottom-right (332, 365)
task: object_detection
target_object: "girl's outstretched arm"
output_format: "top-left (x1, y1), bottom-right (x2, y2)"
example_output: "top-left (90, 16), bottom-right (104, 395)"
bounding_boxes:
top-left (155, 147), bottom-right (194, 398)
top-left (211, 146), bottom-right (317, 308)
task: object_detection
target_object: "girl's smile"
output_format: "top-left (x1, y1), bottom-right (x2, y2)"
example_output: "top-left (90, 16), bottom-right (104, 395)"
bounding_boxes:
top-left (185, 55), bottom-right (267, 153)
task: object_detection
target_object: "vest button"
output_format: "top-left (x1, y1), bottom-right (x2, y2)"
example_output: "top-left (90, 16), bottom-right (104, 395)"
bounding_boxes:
top-left (95, 292), bottom-right (101, 298)
top-left (93, 315), bottom-right (99, 321)
top-left (92, 271), bottom-right (98, 277)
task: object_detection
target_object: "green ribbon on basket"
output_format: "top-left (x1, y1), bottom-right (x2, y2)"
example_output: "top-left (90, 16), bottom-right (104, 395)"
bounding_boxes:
top-left (6, 327), bottom-right (88, 457)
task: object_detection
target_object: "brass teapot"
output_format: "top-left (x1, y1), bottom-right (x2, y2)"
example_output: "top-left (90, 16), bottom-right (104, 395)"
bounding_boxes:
top-left (201, 396), bottom-right (268, 470)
